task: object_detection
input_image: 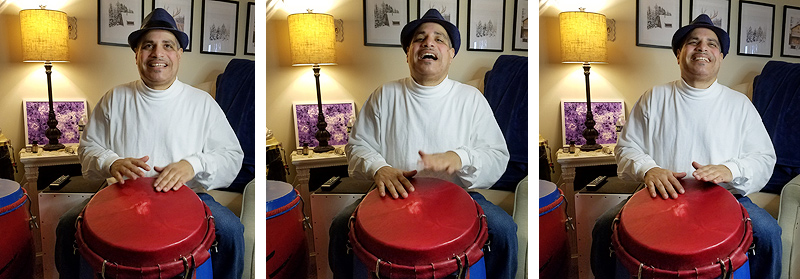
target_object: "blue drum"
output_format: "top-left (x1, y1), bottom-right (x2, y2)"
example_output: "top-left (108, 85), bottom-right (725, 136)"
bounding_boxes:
top-left (0, 179), bottom-right (34, 279)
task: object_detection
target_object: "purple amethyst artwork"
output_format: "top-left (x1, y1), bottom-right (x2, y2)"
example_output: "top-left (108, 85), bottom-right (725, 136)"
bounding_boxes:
top-left (24, 100), bottom-right (88, 145)
top-left (294, 102), bottom-right (356, 148)
top-left (562, 100), bottom-right (624, 146)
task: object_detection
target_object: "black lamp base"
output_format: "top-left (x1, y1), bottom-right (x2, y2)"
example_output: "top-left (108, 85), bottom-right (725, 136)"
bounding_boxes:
top-left (313, 145), bottom-right (335, 153)
top-left (43, 143), bottom-right (65, 151)
top-left (580, 144), bottom-right (602, 151)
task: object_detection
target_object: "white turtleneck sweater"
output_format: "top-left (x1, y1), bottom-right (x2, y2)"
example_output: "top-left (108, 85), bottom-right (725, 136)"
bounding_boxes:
top-left (79, 79), bottom-right (244, 192)
top-left (615, 79), bottom-right (776, 196)
top-left (346, 77), bottom-right (509, 189)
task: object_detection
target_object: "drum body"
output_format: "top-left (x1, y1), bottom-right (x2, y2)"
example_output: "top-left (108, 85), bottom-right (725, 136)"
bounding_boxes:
top-left (266, 180), bottom-right (308, 279)
top-left (539, 180), bottom-right (569, 279)
top-left (349, 177), bottom-right (488, 279)
top-left (76, 177), bottom-right (215, 279)
top-left (612, 179), bottom-right (752, 279)
top-left (0, 179), bottom-right (34, 279)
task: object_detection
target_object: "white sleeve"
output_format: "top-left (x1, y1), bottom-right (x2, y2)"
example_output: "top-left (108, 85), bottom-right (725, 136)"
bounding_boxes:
top-left (452, 97), bottom-right (510, 189)
top-left (183, 103), bottom-right (244, 191)
top-left (78, 92), bottom-right (121, 180)
top-left (615, 92), bottom-right (660, 181)
top-left (346, 90), bottom-right (390, 180)
top-left (721, 106), bottom-right (776, 196)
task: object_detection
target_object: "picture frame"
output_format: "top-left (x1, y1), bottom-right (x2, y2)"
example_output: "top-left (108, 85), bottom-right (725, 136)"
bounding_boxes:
top-left (512, 0), bottom-right (528, 51)
top-left (560, 99), bottom-right (625, 146)
top-left (23, 99), bottom-right (88, 146)
top-left (153, 0), bottom-right (193, 52)
top-left (781, 5), bottom-right (800, 58)
top-left (98, 0), bottom-right (144, 47)
top-left (690, 0), bottom-right (730, 32)
top-left (418, 0), bottom-right (458, 28)
top-left (467, 0), bottom-right (505, 51)
top-left (245, 2), bottom-right (255, 55)
top-left (363, 0), bottom-right (409, 47)
top-left (293, 102), bottom-right (357, 148)
top-left (201, 0), bottom-right (238, 55)
top-left (737, 0), bottom-right (774, 57)
top-left (636, 0), bottom-right (681, 48)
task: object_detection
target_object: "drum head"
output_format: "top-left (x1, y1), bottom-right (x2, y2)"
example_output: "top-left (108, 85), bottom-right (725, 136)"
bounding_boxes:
top-left (267, 180), bottom-right (295, 213)
top-left (614, 179), bottom-right (749, 271)
top-left (539, 180), bottom-right (559, 209)
top-left (79, 177), bottom-right (210, 266)
top-left (351, 177), bottom-right (483, 265)
top-left (0, 178), bottom-right (23, 208)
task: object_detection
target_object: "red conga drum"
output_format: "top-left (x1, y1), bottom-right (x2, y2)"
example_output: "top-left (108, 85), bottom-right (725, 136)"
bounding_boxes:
top-left (349, 177), bottom-right (488, 278)
top-left (0, 179), bottom-right (34, 279)
top-left (612, 179), bottom-right (752, 278)
top-left (539, 180), bottom-right (569, 278)
top-left (75, 177), bottom-right (215, 279)
top-left (266, 180), bottom-right (308, 279)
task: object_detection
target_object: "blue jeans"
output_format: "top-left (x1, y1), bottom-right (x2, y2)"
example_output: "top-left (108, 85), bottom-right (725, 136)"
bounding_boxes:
top-left (329, 192), bottom-right (518, 279)
top-left (55, 193), bottom-right (244, 279)
top-left (590, 196), bottom-right (781, 279)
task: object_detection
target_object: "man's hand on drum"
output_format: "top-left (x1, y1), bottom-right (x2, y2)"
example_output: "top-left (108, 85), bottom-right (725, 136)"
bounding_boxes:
top-left (153, 160), bottom-right (195, 192)
top-left (691, 161), bottom-right (733, 184)
top-left (644, 167), bottom-right (686, 199)
top-left (418, 151), bottom-right (462, 174)
top-left (110, 156), bottom-right (151, 184)
top-left (374, 166), bottom-right (417, 199)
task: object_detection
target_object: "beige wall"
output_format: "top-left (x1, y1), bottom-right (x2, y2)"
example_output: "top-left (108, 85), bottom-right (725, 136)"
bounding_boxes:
top-left (0, 0), bottom-right (253, 183)
top-left (267, 0), bottom-right (528, 183)
top-left (539, 0), bottom-right (800, 180)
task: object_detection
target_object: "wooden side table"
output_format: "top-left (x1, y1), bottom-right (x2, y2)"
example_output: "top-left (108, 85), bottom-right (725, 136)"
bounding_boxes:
top-left (18, 144), bottom-right (80, 261)
top-left (556, 146), bottom-right (616, 257)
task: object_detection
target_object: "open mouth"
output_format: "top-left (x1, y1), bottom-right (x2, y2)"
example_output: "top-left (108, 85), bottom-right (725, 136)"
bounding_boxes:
top-left (420, 53), bottom-right (438, 61)
top-left (148, 61), bottom-right (168, 67)
top-left (692, 56), bottom-right (710, 63)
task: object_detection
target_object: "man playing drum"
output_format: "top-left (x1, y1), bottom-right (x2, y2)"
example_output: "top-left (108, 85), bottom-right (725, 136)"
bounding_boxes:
top-left (55, 8), bottom-right (245, 279)
top-left (591, 14), bottom-right (780, 278)
top-left (328, 9), bottom-right (518, 279)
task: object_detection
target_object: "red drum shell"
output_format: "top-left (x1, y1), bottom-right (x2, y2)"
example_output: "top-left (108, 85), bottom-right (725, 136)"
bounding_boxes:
top-left (612, 179), bottom-right (752, 278)
top-left (76, 177), bottom-right (215, 279)
top-left (539, 183), bottom-right (569, 278)
top-left (266, 180), bottom-right (308, 279)
top-left (0, 179), bottom-right (34, 279)
top-left (349, 177), bottom-right (488, 278)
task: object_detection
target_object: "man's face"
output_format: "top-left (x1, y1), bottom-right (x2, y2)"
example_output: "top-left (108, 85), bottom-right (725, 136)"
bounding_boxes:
top-left (135, 30), bottom-right (183, 90)
top-left (677, 28), bottom-right (723, 85)
top-left (406, 22), bottom-right (455, 86)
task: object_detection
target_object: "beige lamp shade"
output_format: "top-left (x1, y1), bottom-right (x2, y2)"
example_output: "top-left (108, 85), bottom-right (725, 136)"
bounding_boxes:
top-left (20, 8), bottom-right (69, 62)
top-left (288, 12), bottom-right (337, 66)
top-left (559, 10), bottom-right (607, 63)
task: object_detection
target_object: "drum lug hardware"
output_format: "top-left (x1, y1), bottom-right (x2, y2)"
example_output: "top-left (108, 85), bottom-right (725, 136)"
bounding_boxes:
top-left (484, 239), bottom-right (491, 252)
top-left (212, 240), bottom-right (219, 253)
top-left (345, 241), bottom-right (353, 255)
top-left (608, 247), bottom-right (615, 258)
top-left (73, 242), bottom-right (79, 255)
top-left (749, 242), bottom-right (756, 256)
top-left (29, 215), bottom-right (39, 229)
top-left (565, 216), bottom-right (575, 231)
top-left (303, 215), bottom-right (313, 230)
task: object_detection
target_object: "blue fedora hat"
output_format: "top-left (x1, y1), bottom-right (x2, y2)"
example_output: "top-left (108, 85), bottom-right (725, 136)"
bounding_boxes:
top-left (671, 14), bottom-right (730, 57)
top-left (127, 8), bottom-right (189, 51)
top-left (400, 9), bottom-right (461, 56)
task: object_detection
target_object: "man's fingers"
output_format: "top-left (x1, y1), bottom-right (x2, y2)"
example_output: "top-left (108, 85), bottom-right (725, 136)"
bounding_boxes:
top-left (403, 170), bottom-right (417, 178)
top-left (393, 180), bottom-right (409, 198)
top-left (385, 182), bottom-right (399, 199)
top-left (692, 161), bottom-right (703, 169)
top-left (377, 182), bottom-right (386, 197)
top-left (646, 181), bottom-right (657, 198)
top-left (668, 175), bottom-right (685, 195)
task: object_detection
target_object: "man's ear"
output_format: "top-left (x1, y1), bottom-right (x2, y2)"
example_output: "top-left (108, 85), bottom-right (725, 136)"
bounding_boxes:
top-left (449, 48), bottom-right (455, 60)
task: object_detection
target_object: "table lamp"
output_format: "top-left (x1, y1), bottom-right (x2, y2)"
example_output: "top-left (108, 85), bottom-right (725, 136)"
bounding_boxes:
top-left (560, 8), bottom-right (607, 151)
top-left (20, 7), bottom-right (70, 151)
top-left (288, 10), bottom-right (337, 153)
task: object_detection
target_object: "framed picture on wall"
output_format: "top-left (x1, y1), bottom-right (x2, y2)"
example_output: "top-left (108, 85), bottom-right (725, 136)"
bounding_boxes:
top-left (23, 99), bottom-right (88, 145)
top-left (636, 0), bottom-right (681, 48)
top-left (98, 0), bottom-right (143, 47)
top-left (418, 0), bottom-right (458, 28)
top-left (245, 2), bottom-right (255, 55)
top-left (512, 0), bottom-right (528, 51)
top-left (467, 0), bottom-right (505, 51)
top-left (293, 102), bottom-right (356, 148)
top-left (561, 100), bottom-right (625, 146)
top-left (690, 0), bottom-right (730, 32)
top-left (363, 0), bottom-right (408, 47)
top-left (201, 0), bottom-right (238, 55)
top-left (781, 5), bottom-right (800, 58)
top-left (737, 0), bottom-right (774, 57)
top-left (153, 0), bottom-right (193, 51)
